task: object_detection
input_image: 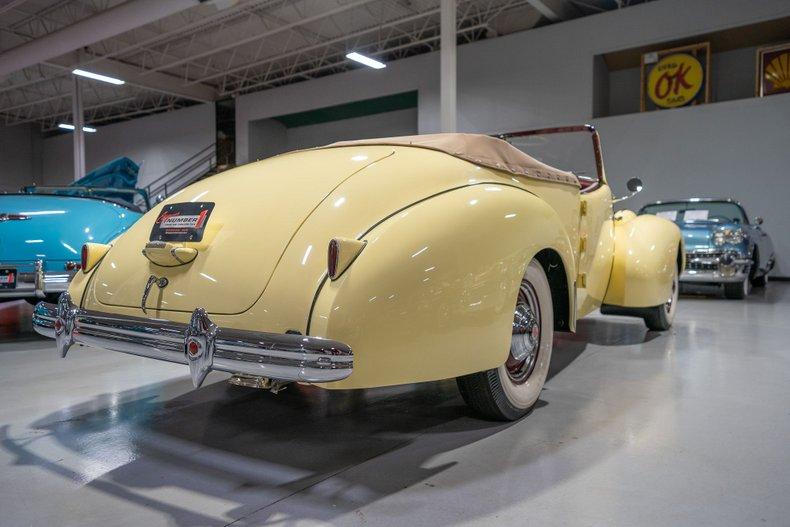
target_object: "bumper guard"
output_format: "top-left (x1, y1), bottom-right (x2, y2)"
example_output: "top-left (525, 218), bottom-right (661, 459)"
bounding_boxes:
top-left (0, 259), bottom-right (73, 299)
top-left (32, 293), bottom-right (353, 387)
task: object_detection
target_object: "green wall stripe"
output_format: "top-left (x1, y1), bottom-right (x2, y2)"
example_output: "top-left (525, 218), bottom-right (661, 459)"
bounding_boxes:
top-left (272, 91), bottom-right (418, 128)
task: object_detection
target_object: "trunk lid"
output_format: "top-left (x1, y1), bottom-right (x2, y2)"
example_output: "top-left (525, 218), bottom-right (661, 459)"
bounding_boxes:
top-left (92, 146), bottom-right (393, 314)
top-left (0, 194), bottom-right (135, 264)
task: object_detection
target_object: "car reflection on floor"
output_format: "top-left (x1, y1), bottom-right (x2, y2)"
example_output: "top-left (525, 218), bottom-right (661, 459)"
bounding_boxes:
top-left (0, 286), bottom-right (787, 526)
top-left (0, 300), bottom-right (33, 338)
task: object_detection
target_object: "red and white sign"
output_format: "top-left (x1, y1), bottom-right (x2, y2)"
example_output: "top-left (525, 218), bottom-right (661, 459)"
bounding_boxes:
top-left (159, 210), bottom-right (210, 229)
top-left (149, 202), bottom-right (215, 242)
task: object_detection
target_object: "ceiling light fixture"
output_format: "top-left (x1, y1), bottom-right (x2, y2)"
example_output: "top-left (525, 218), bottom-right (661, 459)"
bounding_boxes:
top-left (58, 123), bottom-right (97, 133)
top-left (72, 69), bottom-right (125, 85)
top-left (345, 52), bottom-right (386, 69)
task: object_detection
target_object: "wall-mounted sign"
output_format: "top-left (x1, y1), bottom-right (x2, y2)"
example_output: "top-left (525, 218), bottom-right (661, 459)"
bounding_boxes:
top-left (756, 42), bottom-right (790, 97)
top-left (640, 42), bottom-right (710, 111)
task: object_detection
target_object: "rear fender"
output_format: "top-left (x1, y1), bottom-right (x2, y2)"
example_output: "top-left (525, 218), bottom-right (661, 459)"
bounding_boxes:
top-left (603, 211), bottom-right (683, 308)
top-left (310, 184), bottom-right (576, 389)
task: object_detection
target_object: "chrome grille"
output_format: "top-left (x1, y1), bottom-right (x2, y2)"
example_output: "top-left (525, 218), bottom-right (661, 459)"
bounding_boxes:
top-left (686, 251), bottom-right (723, 271)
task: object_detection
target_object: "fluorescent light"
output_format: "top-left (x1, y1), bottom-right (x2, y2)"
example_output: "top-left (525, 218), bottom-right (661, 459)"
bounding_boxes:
top-left (58, 123), bottom-right (97, 133)
top-left (346, 52), bottom-right (386, 69)
top-left (72, 69), bottom-right (125, 85)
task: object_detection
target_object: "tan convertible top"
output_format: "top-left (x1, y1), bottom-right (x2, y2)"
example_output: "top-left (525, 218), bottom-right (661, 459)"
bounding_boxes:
top-left (325, 133), bottom-right (580, 188)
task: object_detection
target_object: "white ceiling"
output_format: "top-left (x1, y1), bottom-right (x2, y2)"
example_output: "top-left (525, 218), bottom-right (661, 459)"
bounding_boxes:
top-left (0, 0), bottom-right (650, 131)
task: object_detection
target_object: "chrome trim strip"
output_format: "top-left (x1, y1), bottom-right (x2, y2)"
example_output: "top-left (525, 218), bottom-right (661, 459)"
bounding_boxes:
top-left (32, 293), bottom-right (353, 387)
top-left (680, 270), bottom-right (749, 283)
top-left (642, 197), bottom-right (741, 206)
top-left (686, 257), bottom-right (751, 265)
top-left (0, 213), bottom-right (31, 222)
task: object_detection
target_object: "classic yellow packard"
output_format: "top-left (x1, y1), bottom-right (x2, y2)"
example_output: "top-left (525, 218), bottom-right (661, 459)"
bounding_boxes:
top-left (33, 125), bottom-right (683, 421)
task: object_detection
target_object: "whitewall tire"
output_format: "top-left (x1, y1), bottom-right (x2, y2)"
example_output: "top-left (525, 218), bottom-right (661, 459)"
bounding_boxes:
top-left (457, 259), bottom-right (554, 421)
top-left (643, 265), bottom-right (679, 331)
top-left (724, 273), bottom-right (751, 300)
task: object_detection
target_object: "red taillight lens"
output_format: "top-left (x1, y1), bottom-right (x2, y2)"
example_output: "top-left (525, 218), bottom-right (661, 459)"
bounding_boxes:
top-left (80, 244), bottom-right (88, 271)
top-left (327, 239), bottom-right (339, 279)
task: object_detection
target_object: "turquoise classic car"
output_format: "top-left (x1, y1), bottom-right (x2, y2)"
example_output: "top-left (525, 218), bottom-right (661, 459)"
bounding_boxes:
top-left (639, 198), bottom-right (775, 299)
top-left (0, 158), bottom-right (148, 303)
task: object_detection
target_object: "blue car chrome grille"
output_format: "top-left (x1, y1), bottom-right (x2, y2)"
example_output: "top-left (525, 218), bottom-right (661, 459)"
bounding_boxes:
top-left (686, 250), bottom-right (723, 271)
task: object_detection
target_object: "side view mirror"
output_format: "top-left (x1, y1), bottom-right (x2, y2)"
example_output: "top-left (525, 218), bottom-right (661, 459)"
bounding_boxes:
top-left (754, 216), bottom-right (764, 225)
top-left (613, 177), bottom-right (643, 203)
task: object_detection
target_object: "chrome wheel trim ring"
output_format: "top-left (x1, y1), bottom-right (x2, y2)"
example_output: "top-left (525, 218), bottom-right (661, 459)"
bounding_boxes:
top-left (665, 271), bottom-right (678, 317)
top-left (506, 280), bottom-right (541, 384)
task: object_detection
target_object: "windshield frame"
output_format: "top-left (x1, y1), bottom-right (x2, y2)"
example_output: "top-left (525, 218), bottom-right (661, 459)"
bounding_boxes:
top-left (19, 185), bottom-right (150, 212)
top-left (640, 199), bottom-right (748, 225)
top-left (496, 124), bottom-right (606, 192)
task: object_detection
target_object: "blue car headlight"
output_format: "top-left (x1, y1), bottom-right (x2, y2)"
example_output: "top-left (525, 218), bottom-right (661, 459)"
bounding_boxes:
top-left (713, 227), bottom-right (744, 246)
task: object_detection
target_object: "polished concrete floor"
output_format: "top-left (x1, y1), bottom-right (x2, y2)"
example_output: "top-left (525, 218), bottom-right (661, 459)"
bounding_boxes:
top-left (0, 284), bottom-right (788, 526)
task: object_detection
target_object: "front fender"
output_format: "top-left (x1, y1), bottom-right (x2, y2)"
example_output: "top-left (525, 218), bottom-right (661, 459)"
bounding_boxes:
top-left (310, 184), bottom-right (576, 389)
top-left (603, 211), bottom-right (683, 308)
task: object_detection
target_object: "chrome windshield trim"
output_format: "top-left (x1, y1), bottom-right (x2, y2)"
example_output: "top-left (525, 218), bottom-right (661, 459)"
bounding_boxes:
top-left (32, 293), bottom-right (353, 387)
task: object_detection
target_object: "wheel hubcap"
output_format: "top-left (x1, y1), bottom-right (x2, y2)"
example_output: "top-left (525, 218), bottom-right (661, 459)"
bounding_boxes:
top-left (665, 274), bottom-right (677, 315)
top-left (507, 281), bottom-right (541, 383)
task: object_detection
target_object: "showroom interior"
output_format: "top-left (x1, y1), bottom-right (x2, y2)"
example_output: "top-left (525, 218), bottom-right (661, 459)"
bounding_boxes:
top-left (0, 0), bottom-right (789, 525)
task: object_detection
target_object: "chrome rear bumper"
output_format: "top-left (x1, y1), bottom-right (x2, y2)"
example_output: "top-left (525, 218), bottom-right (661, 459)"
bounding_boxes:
top-left (32, 293), bottom-right (353, 387)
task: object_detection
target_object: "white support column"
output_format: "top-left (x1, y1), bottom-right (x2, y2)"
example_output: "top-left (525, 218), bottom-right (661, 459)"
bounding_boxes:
top-left (440, 0), bottom-right (457, 133)
top-left (72, 75), bottom-right (86, 181)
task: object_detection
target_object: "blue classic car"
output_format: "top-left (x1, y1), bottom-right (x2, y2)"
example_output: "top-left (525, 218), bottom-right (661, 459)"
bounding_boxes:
top-left (0, 158), bottom-right (148, 303)
top-left (639, 198), bottom-right (775, 299)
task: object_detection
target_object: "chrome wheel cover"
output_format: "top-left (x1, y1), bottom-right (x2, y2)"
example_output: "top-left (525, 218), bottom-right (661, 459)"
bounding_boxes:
top-left (665, 272), bottom-right (678, 316)
top-left (506, 281), bottom-right (541, 384)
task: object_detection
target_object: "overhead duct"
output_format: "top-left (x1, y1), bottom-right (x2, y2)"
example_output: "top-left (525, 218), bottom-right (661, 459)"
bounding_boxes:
top-left (0, 0), bottom-right (210, 79)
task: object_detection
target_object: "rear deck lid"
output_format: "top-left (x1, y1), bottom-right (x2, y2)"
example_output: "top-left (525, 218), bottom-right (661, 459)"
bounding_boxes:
top-left (91, 147), bottom-right (393, 314)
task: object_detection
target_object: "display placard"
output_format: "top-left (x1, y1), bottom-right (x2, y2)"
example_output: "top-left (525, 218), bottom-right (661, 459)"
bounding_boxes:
top-left (150, 202), bottom-right (215, 242)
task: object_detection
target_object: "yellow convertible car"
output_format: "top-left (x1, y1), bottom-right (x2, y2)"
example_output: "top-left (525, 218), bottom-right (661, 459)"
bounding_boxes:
top-left (33, 125), bottom-right (683, 421)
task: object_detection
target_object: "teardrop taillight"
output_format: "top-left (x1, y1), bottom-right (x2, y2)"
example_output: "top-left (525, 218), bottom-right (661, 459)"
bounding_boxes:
top-left (80, 244), bottom-right (88, 270)
top-left (327, 239), bottom-right (340, 279)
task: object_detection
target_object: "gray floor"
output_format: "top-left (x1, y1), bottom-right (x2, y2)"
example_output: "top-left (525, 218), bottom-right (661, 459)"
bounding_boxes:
top-left (0, 284), bottom-right (788, 527)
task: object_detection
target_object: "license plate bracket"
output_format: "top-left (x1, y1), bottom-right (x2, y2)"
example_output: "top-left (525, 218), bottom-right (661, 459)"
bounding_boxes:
top-left (0, 268), bottom-right (17, 289)
top-left (150, 202), bottom-right (215, 242)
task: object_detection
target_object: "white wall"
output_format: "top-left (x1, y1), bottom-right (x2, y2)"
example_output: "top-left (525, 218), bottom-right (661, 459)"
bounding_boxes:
top-left (41, 103), bottom-right (215, 188)
top-left (239, 0), bottom-right (790, 146)
top-left (607, 46), bottom-right (760, 117)
top-left (596, 93), bottom-right (790, 275)
top-left (236, 0), bottom-right (790, 275)
top-left (0, 123), bottom-right (41, 192)
top-left (236, 54), bottom-right (437, 164)
top-left (248, 107), bottom-right (418, 161)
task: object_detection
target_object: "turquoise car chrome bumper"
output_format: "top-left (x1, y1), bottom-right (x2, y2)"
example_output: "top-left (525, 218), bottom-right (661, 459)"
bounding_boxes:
top-left (0, 259), bottom-right (76, 299)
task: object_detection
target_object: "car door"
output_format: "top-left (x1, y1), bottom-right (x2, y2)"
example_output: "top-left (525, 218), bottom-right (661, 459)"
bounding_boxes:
top-left (576, 184), bottom-right (615, 318)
